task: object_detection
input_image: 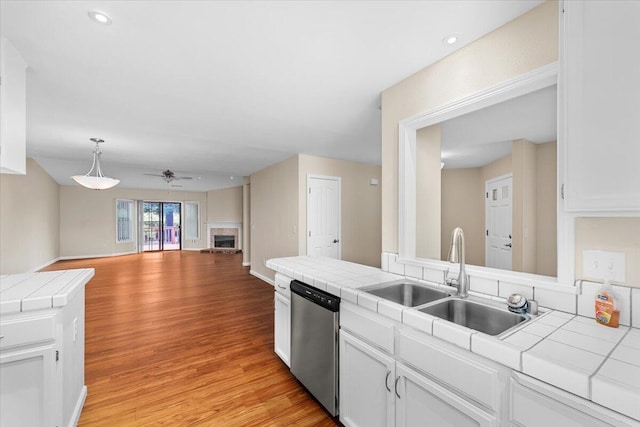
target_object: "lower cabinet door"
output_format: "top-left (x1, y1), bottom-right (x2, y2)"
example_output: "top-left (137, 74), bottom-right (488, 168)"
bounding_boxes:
top-left (395, 363), bottom-right (496, 427)
top-left (339, 331), bottom-right (395, 427)
top-left (274, 292), bottom-right (290, 366)
top-left (0, 343), bottom-right (58, 427)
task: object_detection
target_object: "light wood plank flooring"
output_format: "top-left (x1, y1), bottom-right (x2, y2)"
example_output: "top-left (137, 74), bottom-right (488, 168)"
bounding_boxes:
top-left (43, 251), bottom-right (339, 426)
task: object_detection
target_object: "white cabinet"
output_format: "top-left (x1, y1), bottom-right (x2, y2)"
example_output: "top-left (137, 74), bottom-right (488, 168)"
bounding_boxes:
top-left (510, 372), bottom-right (639, 427)
top-left (339, 331), bottom-right (395, 427)
top-left (339, 302), bottom-right (505, 427)
top-left (0, 37), bottom-right (27, 175)
top-left (273, 273), bottom-right (291, 366)
top-left (0, 313), bottom-right (60, 427)
top-left (0, 269), bottom-right (92, 427)
top-left (274, 292), bottom-right (290, 366)
top-left (395, 363), bottom-right (496, 427)
top-left (561, 0), bottom-right (640, 211)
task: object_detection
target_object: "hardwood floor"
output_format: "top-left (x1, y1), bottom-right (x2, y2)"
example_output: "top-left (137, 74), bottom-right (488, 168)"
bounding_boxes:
top-left (43, 252), bottom-right (339, 426)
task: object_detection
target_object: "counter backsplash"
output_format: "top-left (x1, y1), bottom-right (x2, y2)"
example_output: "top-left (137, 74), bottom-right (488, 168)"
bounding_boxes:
top-left (381, 252), bottom-right (640, 329)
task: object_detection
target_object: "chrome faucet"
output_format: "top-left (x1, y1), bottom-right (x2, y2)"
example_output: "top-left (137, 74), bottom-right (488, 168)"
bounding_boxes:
top-left (447, 227), bottom-right (469, 298)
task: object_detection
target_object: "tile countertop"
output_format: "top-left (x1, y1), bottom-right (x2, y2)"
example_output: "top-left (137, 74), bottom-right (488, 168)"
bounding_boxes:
top-left (0, 269), bottom-right (95, 315)
top-left (266, 256), bottom-right (640, 422)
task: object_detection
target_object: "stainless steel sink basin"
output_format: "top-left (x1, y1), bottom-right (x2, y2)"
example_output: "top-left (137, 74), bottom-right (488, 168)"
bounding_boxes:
top-left (364, 283), bottom-right (451, 307)
top-left (419, 298), bottom-right (528, 336)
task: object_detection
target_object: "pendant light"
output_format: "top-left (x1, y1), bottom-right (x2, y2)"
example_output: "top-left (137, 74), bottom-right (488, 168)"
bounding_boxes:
top-left (71, 138), bottom-right (120, 190)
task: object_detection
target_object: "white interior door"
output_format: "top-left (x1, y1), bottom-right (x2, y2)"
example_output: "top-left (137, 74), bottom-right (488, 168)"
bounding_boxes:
top-left (485, 175), bottom-right (512, 270)
top-left (307, 175), bottom-right (341, 259)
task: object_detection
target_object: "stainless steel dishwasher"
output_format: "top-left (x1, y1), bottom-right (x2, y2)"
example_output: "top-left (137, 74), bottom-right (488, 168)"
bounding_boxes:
top-left (290, 280), bottom-right (340, 416)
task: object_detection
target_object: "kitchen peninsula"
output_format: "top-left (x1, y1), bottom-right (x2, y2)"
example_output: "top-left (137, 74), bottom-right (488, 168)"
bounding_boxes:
top-left (268, 256), bottom-right (640, 426)
top-left (0, 268), bottom-right (94, 427)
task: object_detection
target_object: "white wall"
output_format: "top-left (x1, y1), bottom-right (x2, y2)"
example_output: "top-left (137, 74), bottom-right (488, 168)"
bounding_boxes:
top-left (0, 158), bottom-right (60, 274)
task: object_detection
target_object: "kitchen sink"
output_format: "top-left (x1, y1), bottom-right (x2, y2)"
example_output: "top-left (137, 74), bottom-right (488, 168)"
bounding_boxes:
top-left (364, 282), bottom-right (451, 307)
top-left (419, 298), bottom-right (528, 336)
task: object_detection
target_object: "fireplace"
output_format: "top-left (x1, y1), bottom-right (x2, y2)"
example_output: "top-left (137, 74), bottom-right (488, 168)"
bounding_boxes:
top-left (214, 235), bottom-right (235, 248)
top-left (210, 227), bottom-right (239, 251)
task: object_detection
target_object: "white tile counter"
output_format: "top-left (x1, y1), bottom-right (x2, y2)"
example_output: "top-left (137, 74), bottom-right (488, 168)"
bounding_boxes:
top-left (266, 256), bottom-right (640, 422)
top-left (0, 269), bottom-right (94, 315)
top-left (1, 268), bottom-right (94, 427)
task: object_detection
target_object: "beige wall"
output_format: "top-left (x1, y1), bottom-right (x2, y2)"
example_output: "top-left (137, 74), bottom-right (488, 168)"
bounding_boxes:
top-left (438, 154), bottom-right (512, 266)
top-left (536, 142), bottom-right (557, 276)
top-left (298, 154), bottom-right (382, 268)
top-left (440, 168), bottom-right (484, 265)
top-left (575, 218), bottom-right (640, 288)
top-left (512, 139), bottom-right (538, 273)
top-left (59, 187), bottom-right (207, 257)
top-left (481, 154), bottom-right (512, 184)
top-left (415, 125), bottom-right (441, 259)
top-left (250, 155), bottom-right (299, 281)
top-left (207, 186), bottom-right (243, 222)
top-left (381, 1), bottom-right (558, 254)
top-left (0, 158), bottom-right (60, 274)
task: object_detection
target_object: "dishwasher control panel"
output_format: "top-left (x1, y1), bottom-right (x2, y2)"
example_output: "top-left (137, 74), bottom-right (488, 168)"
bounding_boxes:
top-left (290, 280), bottom-right (340, 312)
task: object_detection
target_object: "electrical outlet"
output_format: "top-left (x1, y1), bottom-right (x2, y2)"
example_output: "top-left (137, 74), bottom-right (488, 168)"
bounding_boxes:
top-left (582, 250), bottom-right (626, 282)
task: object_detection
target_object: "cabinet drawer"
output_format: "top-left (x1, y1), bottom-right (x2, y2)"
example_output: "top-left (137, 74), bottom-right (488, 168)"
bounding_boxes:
top-left (510, 373), bottom-right (638, 427)
top-left (340, 302), bottom-right (395, 354)
top-left (274, 273), bottom-right (291, 297)
top-left (0, 314), bottom-right (56, 350)
top-left (397, 328), bottom-right (501, 412)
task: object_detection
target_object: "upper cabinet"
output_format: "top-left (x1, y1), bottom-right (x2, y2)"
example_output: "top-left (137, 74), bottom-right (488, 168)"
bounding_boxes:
top-left (561, 1), bottom-right (640, 212)
top-left (0, 37), bottom-right (27, 175)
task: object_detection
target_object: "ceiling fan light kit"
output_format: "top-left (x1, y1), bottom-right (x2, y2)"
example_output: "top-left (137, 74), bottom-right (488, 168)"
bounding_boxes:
top-left (71, 138), bottom-right (120, 190)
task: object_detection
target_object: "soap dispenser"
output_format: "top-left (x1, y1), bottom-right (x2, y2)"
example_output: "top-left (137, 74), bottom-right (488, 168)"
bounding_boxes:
top-left (595, 281), bottom-right (620, 328)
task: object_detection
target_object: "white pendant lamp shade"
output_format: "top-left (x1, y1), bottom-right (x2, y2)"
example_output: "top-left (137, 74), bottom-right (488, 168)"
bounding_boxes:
top-left (72, 174), bottom-right (120, 190)
top-left (71, 138), bottom-right (120, 190)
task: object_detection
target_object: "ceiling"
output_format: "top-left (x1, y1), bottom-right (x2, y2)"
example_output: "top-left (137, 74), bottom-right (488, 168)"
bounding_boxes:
top-left (441, 84), bottom-right (557, 169)
top-left (1, 0), bottom-right (543, 191)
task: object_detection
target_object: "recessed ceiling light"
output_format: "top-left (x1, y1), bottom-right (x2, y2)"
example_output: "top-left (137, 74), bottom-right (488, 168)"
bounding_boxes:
top-left (230, 176), bottom-right (234, 180)
top-left (88, 10), bottom-right (112, 25)
top-left (443, 34), bottom-right (460, 45)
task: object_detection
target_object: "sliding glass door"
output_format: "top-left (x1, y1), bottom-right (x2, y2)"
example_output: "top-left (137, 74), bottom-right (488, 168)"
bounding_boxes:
top-left (143, 202), bottom-right (181, 251)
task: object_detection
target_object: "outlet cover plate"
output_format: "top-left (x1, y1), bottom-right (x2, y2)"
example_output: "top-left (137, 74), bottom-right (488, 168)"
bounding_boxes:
top-left (582, 250), bottom-right (626, 282)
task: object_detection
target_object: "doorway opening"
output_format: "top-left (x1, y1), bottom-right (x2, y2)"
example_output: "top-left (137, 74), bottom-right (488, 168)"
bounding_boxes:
top-left (143, 202), bottom-right (182, 251)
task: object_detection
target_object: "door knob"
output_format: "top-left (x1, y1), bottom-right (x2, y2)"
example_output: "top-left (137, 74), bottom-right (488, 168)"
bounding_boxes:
top-left (333, 239), bottom-right (339, 243)
top-left (505, 243), bottom-right (512, 248)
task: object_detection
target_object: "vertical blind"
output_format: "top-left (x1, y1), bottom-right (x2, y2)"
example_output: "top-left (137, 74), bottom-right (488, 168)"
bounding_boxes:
top-left (184, 201), bottom-right (199, 240)
top-left (116, 199), bottom-right (134, 242)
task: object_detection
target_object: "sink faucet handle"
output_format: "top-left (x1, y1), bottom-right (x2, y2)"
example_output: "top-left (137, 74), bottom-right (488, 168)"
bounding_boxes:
top-left (507, 293), bottom-right (529, 314)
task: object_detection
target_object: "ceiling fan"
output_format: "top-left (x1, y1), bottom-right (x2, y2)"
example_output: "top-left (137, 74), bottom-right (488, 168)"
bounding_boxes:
top-left (144, 169), bottom-right (193, 183)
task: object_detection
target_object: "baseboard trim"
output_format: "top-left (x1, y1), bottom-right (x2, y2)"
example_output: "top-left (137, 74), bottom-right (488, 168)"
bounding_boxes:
top-left (67, 385), bottom-right (87, 427)
top-left (250, 269), bottom-right (274, 286)
top-left (29, 257), bottom-right (62, 273)
top-left (59, 251), bottom-right (138, 261)
top-left (242, 261), bottom-right (251, 267)
top-left (182, 247), bottom-right (206, 251)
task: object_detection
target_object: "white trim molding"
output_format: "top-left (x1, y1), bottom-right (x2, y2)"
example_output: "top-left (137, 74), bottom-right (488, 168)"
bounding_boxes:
top-left (397, 62), bottom-right (573, 287)
top-left (58, 251), bottom-right (138, 261)
top-left (250, 269), bottom-right (275, 286)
